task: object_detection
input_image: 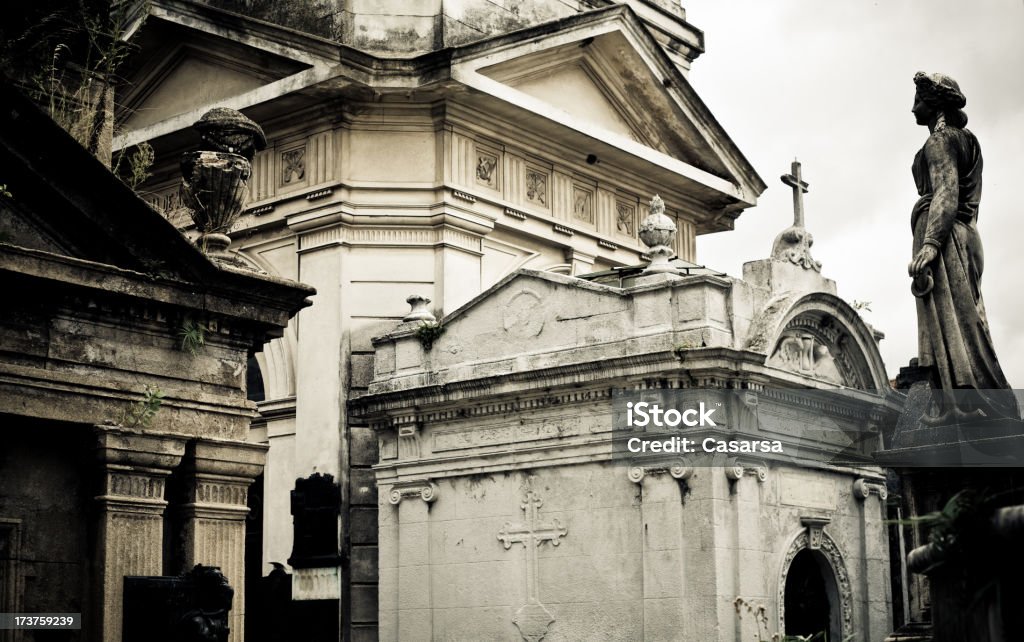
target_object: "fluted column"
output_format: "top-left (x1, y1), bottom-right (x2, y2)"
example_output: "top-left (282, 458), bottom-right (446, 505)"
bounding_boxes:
top-left (178, 439), bottom-right (267, 642)
top-left (93, 427), bottom-right (187, 642)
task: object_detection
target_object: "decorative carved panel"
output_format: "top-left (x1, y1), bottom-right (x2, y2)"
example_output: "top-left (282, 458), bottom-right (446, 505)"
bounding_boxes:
top-left (767, 314), bottom-right (869, 388)
top-left (615, 200), bottom-right (636, 236)
top-left (572, 185), bottom-right (594, 224)
top-left (476, 150), bottom-right (499, 190)
top-left (281, 147), bottom-right (306, 186)
top-left (525, 169), bottom-right (548, 208)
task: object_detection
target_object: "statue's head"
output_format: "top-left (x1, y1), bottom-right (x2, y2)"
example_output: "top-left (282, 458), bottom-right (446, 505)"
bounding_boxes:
top-left (913, 72), bottom-right (968, 128)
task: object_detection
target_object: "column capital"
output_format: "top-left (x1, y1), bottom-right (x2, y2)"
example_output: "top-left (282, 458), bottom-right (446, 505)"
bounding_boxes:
top-left (627, 464), bottom-right (692, 484)
top-left (724, 457), bottom-right (768, 482)
top-left (388, 479), bottom-right (439, 505)
top-left (94, 426), bottom-right (188, 471)
top-left (186, 438), bottom-right (268, 480)
top-left (852, 478), bottom-right (888, 501)
top-left (179, 439), bottom-right (267, 519)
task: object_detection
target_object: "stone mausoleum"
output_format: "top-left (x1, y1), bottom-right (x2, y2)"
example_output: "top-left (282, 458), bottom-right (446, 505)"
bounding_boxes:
top-left (0, 79), bottom-right (312, 641)
top-left (112, 1), bottom-right (899, 639)
top-left (354, 189), bottom-right (899, 640)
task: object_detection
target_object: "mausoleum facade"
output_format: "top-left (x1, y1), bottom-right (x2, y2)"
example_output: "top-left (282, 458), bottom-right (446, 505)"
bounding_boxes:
top-left (355, 219), bottom-right (898, 640)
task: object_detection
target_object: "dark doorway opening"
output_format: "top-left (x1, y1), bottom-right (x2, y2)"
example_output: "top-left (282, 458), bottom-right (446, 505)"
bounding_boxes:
top-left (784, 549), bottom-right (835, 641)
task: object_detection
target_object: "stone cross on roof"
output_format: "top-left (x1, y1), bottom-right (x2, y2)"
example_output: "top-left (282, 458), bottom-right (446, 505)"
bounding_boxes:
top-left (781, 159), bottom-right (809, 228)
top-left (771, 158), bottom-right (821, 271)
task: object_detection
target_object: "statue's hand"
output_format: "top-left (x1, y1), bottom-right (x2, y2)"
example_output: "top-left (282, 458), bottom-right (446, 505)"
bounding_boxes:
top-left (909, 244), bottom-right (939, 277)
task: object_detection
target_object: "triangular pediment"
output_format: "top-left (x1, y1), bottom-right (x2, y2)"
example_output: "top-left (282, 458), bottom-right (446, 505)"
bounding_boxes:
top-left (116, 13), bottom-right (316, 134)
top-left (124, 52), bottom-right (269, 130)
top-left (395, 269), bottom-right (629, 372)
top-left (452, 8), bottom-right (766, 212)
top-left (496, 57), bottom-right (653, 147)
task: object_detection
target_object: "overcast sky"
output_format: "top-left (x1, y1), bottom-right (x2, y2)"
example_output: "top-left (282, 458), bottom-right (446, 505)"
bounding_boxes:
top-left (685, 0), bottom-right (1024, 384)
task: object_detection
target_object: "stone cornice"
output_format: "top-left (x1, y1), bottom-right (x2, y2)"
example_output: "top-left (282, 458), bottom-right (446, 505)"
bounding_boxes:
top-left (0, 243), bottom-right (312, 330)
top-left (1, 366), bottom-right (258, 440)
top-left (356, 345), bottom-right (794, 416)
top-left (355, 350), bottom-right (678, 416)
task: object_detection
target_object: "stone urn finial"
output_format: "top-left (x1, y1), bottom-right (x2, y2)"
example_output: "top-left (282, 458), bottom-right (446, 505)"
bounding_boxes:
top-left (181, 108), bottom-right (266, 260)
top-left (638, 195), bottom-right (677, 274)
top-left (403, 295), bottom-right (436, 323)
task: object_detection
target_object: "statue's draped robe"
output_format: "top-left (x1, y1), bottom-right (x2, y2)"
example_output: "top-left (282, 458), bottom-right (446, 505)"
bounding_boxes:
top-left (912, 125), bottom-right (1019, 419)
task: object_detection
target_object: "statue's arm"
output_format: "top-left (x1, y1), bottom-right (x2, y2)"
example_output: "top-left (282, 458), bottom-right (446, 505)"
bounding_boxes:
top-left (922, 132), bottom-right (959, 248)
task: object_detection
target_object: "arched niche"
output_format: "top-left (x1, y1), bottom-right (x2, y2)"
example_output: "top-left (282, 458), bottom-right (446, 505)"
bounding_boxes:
top-left (747, 292), bottom-right (888, 390)
top-left (778, 527), bottom-right (853, 640)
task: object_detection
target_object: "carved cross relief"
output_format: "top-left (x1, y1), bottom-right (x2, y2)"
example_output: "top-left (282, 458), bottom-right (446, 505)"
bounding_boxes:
top-left (497, 480), bottom-right (568, 642)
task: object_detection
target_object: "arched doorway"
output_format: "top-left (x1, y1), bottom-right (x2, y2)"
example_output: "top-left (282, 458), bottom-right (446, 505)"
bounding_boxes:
top-left (779, 528), bottom-right (851, 642)
top-left (784, 549), bottom-right (834, 640)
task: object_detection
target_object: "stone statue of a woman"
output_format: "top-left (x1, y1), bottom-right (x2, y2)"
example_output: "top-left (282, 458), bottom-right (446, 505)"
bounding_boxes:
top-left (907, 72), bottom-right (1019, 423)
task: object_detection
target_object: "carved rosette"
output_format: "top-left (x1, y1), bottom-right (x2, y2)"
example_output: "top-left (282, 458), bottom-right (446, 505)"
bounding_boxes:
top-left (181, 108), bottom-right (266, 260)
top-left (638, 195), bottom-right (677, 274)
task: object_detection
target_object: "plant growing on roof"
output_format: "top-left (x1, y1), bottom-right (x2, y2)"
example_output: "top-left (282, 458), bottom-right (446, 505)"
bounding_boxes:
top-left (415, 322), bottom-right (445, 351)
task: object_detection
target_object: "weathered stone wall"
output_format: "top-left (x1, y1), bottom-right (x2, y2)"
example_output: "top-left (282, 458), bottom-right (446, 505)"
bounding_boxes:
top-left (362, 263), bottom-right (894, 640)
top-left (378, 460), bottom-right (890, 641)
top-left (201, 0), bottom-right (342, 39)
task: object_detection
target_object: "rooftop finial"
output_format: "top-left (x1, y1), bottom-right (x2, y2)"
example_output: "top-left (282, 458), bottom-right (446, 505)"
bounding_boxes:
top-left (638, 195), bottom-right (677, 274)
top-left (181, 108), bottom-right (266, 264)
top-left (403, 295), bottom-right (436, 323)
top-left (771, 159), bottom-right (821, 271)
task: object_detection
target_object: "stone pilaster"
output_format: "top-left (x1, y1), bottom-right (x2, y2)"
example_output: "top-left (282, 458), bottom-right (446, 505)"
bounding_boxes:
top-left (629, 466), bottom-right (690, 639)
top-left (93, 427), bottom-right (187, 642)
top-left (389, 480), bottom-right (438, 642)
top-left (178, 439), bottom-right (267, 642)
